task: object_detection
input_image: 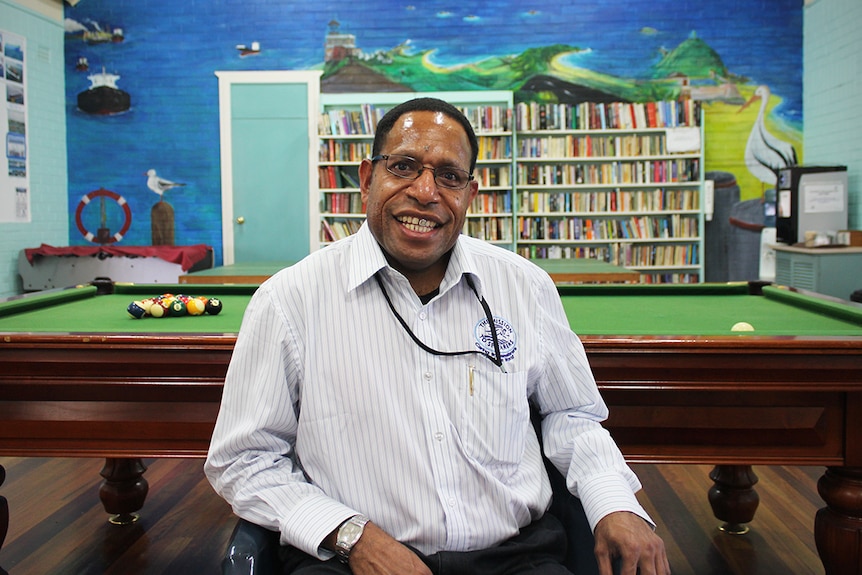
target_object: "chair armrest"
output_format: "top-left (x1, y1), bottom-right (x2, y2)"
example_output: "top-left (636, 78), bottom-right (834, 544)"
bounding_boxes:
top-left (222, 518), bottom-right (281, 575)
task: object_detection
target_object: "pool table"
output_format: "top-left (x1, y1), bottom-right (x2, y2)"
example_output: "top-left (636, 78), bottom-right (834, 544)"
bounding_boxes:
top-left (1, 281), bottom-right (861, 574)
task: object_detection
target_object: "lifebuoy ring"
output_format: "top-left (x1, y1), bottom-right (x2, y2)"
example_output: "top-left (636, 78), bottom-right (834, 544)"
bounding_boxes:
top-left (75, 188), bottom-right (133, 243)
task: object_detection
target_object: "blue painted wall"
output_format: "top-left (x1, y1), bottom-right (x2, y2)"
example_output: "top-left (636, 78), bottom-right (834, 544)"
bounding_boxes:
top-left (61, 0), bottom-right (804, 268)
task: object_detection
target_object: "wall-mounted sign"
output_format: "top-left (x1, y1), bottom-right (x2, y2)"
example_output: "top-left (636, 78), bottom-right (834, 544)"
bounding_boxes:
top-left (1, 28), bottom-right (29, 223)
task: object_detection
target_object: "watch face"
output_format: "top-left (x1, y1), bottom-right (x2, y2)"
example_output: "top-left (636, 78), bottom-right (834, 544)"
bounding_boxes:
top-left (339, 522), bottom-right (363, 543)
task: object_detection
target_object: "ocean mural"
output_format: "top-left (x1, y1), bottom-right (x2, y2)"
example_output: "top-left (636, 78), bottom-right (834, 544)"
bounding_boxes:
top-left (64, 0), bottom-right (803, 264)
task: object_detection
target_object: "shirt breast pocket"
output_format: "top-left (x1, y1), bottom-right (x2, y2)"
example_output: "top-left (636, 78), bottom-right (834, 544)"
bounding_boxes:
top-left (458, 368), bottom-right (530, 479)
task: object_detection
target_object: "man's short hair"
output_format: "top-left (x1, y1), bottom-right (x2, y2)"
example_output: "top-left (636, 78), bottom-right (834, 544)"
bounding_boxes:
top-left (372, 97), bottom-right (479, 173)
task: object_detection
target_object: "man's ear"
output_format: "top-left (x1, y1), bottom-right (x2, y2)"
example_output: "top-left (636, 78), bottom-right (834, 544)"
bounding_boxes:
top-left (359, 158), bottom-right (374, 205)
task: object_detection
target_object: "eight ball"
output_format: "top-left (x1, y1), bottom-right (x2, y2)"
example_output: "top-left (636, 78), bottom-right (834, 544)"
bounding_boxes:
top-left (205, 297), bottom-right (223, 315)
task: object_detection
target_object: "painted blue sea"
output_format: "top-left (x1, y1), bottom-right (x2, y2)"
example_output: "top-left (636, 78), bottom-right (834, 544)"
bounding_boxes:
top-left (65, 0), bottom-right (803, 261)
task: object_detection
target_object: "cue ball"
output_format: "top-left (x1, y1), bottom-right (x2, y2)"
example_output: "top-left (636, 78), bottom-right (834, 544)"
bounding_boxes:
top-left (205, 298), bottom-right (223, 315)
top-left (731, 321), bottom-right (755, 332)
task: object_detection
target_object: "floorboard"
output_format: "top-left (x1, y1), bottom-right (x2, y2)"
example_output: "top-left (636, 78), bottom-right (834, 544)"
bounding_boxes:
top-left (0, 458), bottom-right (825, 574)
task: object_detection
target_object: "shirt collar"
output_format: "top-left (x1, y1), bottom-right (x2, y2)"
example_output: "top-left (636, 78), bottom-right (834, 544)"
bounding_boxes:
top-left (346, 223), bottom-right (485, 297)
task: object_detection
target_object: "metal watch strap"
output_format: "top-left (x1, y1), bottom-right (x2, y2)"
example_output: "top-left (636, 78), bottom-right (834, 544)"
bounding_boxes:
top-left (335, 514), bottom-right (369, 563)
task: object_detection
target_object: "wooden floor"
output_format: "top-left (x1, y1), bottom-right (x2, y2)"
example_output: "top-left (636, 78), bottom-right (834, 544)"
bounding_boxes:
top-left (0, 458), bottom-right (825, 575)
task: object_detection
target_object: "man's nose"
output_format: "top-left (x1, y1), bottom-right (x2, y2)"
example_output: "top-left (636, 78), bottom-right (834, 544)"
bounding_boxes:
top-left (408, 168), bottom-right (440, 203)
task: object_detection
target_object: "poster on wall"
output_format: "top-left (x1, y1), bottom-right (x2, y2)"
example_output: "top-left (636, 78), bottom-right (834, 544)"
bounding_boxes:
top-left (0, 28), bottom-right (29, 223)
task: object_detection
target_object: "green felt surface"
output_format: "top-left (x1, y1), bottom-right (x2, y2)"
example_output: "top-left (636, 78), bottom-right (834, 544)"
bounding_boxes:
top-left (559, 284), bottom-right (862, 336)
top-left (0, 284), bottom-right (253, 334)
top-left (3, 282), bottom-right (862, 337)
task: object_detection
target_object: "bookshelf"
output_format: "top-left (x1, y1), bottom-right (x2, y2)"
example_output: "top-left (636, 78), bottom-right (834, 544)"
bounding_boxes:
top-left (514, 100), bottom-right (705, 283)
top-left (317, 91), bottom-right (515, 249)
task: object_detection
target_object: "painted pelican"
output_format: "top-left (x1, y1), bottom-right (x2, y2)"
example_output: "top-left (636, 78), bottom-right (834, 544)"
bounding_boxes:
top-left (739, 85), bottom-right (797, 186)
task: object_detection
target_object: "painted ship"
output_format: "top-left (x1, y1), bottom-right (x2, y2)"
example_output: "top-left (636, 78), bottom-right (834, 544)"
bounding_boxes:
top-left (236, 41), bottom-right (261, 57)
top-left (83, 27), bottom-right (124, 44)
top-left (77, 68), bottom-right (131, 115)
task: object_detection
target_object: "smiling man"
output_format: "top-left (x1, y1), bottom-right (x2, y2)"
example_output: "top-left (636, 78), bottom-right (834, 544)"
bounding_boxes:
top-left (206, 98), bottom-right (669, 575)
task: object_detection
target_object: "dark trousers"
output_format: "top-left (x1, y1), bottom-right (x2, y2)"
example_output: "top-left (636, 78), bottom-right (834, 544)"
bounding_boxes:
top-left (280, 513), bottom-right (573, 575)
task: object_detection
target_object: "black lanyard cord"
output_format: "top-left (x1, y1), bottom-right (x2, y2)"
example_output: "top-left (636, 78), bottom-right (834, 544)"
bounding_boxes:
top-left (374, 273), bottom-right (504, 370)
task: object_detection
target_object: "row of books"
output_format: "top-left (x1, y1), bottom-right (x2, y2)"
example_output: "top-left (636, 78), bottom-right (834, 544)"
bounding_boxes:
top-left (517, 134), bottom-right (670, 159)
top-left (518, 159), bottom-right (700, 186)
top-left (468, 190), bottom-right (512, 215)
top-left (319, 104), bottom-right (390, 136)
top-left (321, 218), bottom-right (364, 242)
top-left (609, 242), bottom-right (700, 269)
top-left (319, 135), bottom-right (512, 163)
top-left (320, 104), bottom-right (513, 136)
top-left (318, 166), bottom-right (361, 190)
top-left (322, 192), bottom-right (364, 215)
top-left (515, 100), bottom-right (702, 131)
top-left (319, 140), bottom-right (373, 163)
top-left (477, 136), bottom-right (512, 161)
top-left (519, 188), bottom-right (700, 214)
top-left (639, 272), bottom-right (700, 283)
top-left (456, 105), bottom-right (513, 133)
top-left (473, 166), bottom-right (511, 189)
top-left (464, 217), bottom-right (514, 243)
top-left (517, 215), bottom-right (699, 241)
top-left (517, 245), bottom-right (614, 261)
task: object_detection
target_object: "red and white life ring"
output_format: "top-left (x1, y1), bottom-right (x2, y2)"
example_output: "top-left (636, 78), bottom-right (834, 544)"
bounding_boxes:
top-left (75, 188), bottom-right (133, 243)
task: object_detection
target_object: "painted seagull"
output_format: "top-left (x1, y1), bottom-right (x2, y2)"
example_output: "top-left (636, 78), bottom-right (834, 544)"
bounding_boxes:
top-left (146, 169), bottom-right (186, 200)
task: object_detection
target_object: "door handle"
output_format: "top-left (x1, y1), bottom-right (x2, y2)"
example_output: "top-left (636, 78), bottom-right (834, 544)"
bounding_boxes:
top-left (236, 216), bottom-right (245, 225)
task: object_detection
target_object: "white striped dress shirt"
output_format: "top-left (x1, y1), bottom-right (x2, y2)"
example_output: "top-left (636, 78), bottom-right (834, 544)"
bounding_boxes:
top-left (205, 222), bottom-right (652, 559)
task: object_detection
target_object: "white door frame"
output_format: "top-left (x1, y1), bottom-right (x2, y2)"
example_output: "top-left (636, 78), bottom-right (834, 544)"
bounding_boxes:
top-left (215, 70), bottom-right (321, 265)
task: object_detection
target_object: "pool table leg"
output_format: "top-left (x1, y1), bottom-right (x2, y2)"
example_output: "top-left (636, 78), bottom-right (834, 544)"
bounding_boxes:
top-left (815, 466), bottom-right (862, 575)
top-left (707, 464), bottom-right (760, 535)
top-left (99, 458), bottom-right (149, 525)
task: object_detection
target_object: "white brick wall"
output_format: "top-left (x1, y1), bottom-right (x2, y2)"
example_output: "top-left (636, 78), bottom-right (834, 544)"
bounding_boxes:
top-left (804, 0), bottom-right (862, 229)
top-left (0, 0), bottom-right (67, 298)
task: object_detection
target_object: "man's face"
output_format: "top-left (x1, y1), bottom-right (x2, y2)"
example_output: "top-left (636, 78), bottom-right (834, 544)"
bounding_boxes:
top-left (359, 110), bottom-right (478, 278)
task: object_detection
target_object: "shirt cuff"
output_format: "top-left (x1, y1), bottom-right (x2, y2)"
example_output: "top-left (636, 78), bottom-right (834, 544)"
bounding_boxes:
top-left (577, 471), bottom-right (655, 532)
top-left (280, 494), bottom-right (358, 559)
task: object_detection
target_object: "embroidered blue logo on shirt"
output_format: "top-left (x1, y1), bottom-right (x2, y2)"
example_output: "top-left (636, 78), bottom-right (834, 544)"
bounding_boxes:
top-left (474, 316), bottom-right (517, 363)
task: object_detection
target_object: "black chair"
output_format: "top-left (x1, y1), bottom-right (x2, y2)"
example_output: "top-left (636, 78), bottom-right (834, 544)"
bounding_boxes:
top-left (222, 410), bottom-right (619, 575)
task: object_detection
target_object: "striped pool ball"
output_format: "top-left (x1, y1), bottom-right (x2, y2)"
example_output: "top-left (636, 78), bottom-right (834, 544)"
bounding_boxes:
top-left (127, 301), bottom-right (146, 319)
top-left (186, 298), bottom-right (206, 315)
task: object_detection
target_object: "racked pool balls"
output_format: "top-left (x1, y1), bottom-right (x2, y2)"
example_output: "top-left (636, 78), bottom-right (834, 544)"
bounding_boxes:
top-left (205, 297), bottom-right (223, 315)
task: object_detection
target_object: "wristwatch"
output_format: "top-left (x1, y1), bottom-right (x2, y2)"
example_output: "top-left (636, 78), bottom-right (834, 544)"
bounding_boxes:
top-left (335, 514), bottom-right (369, 563)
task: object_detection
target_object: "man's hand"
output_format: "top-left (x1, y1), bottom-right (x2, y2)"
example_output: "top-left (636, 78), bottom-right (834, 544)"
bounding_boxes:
top-left (594, 511), bottom-right (670, 575)
top-left (348, 522), bottom-right (432, 575)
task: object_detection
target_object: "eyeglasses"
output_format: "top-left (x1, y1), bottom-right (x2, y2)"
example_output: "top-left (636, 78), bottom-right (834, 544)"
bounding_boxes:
top-left (371, 154), bottom-right (473, 190)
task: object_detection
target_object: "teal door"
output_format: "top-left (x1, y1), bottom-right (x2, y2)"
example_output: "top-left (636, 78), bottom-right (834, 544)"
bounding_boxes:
top-left (230, 82), bottom-right (310, 262)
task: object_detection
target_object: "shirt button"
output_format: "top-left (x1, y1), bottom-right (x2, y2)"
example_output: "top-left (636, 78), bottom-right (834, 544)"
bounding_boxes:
top-left (419, 311), bottom-right (427, 320)
top-left (434, 432), bottom-right (444, 442)
top-left (424, 371), bottom-right (432, 380)
top-left (448, 498), bottom-right (457, 508)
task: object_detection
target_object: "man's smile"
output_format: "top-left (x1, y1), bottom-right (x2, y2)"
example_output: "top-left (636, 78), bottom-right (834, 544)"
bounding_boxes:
top-left (397, 215), bottom-right (440, 233)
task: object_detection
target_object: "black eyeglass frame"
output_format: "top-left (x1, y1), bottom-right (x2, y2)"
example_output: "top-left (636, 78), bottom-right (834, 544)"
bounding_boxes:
top-left (370, 154), bottom-right (474, 190)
